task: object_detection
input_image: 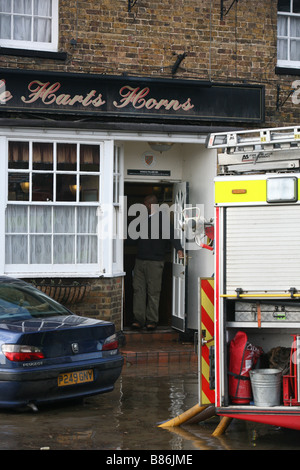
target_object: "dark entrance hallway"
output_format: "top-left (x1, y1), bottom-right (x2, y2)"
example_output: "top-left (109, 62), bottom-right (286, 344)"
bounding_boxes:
top-left (123, 182), bottom-right (174, 328)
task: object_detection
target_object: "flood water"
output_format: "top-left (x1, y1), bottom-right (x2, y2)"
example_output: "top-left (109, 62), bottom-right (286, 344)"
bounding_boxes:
top-left (1, 363), bottom-right (300, 452)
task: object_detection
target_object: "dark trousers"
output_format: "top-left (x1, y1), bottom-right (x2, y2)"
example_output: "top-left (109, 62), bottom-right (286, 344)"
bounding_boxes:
top-left (132, 258), bottom-right (164, 326)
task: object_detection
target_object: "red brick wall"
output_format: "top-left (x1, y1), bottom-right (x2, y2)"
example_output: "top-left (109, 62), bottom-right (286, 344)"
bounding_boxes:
top-left (64, 277), bottom-right (123, 331)
top-left (28, 277), bottom-right (123, 331)
top-left (76, 277), bottom-right (123, 331)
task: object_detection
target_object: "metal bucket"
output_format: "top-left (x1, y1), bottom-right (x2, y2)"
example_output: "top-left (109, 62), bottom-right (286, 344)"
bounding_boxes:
top-left (249, 369), bottom-right (282, 407)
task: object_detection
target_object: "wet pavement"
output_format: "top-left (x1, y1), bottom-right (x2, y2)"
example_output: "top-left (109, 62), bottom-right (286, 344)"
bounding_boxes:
top-left (1, 362), bottom-right (300, 452)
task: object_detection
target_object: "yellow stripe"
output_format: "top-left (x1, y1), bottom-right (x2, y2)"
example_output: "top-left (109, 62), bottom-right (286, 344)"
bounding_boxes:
top-left (215, 179), bottom-right (266, 203)
top-left (202, 358), bottom-right (210, 375)
top-left (201, 392), bottom-right (210, 404)
top-left (201, 293), bottom-right (214, 320)
top-left (201, 279), bottom-right (215, 405)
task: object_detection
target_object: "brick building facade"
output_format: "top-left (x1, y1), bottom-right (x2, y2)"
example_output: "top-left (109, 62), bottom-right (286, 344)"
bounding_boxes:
top-left (0, 0), bottom-right (299, 332)
top-left (1, 1), bottom-right (298, 126)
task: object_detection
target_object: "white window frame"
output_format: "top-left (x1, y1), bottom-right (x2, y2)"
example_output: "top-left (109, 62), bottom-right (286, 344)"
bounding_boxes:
top-left (0, 134), bottom-right (124, 278)
top-left (0, 0), bottom-right (58, 52)
top-left (112, 144), bottom-right (124, 275)
top-left (277, 0), bottom-right (300, 68)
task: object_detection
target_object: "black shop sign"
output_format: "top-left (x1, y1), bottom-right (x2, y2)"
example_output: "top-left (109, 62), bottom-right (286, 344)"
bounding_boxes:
top-left (0, 69), bottom-right (264, 123)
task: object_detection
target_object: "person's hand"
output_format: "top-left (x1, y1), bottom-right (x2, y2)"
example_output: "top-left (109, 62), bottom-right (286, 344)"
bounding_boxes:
top-left (177, 250), bottom-right (184, 259)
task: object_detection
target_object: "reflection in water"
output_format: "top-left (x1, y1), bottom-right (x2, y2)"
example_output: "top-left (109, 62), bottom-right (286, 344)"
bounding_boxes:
top-left (0, 367), bottom-right (299, 450)
top-left (163, 425), bottom-right (226, 451)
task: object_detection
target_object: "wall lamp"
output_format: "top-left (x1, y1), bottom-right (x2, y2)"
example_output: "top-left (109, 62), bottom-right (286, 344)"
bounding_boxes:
top-left (148, 142), bottom-right (174, 153)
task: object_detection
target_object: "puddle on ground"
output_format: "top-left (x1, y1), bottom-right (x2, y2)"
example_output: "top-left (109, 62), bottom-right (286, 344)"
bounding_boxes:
top-left (0, 364), bottom-right (299, 451)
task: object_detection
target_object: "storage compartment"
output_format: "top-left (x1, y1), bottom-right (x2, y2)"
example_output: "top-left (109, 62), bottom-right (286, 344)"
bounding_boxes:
top-left (235, 301), bottom-right (300, 322)
top-left (225, 327), bottom-right (298, 407)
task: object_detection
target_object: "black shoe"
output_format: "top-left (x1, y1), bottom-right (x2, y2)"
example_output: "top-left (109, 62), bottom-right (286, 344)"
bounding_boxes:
top-left (131, 321), bottom-right (142, 330)
top-left (146, 323), bottom-right (157, 331)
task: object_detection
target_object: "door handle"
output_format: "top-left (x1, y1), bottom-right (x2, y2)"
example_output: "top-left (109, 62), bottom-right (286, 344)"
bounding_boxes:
top-left (202, 337), bottom-right (214, 346)
top-left (201, 329), bottom-right (214, 346)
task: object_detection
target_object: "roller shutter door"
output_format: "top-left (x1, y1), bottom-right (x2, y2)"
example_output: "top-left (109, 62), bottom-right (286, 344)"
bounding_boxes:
top-left (226, 205), bottom-right (300, 294)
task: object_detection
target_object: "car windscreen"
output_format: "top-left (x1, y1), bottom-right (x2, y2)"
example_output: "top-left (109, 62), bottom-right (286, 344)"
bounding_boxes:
top-left (0, 282), bottom-right (70, 320)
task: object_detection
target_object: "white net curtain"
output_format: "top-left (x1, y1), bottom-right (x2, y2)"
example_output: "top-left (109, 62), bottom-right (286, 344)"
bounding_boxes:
top-left (6, 141), bottom-right (100, 267)
top-left (0, 0), bottom-right (52, 43)
top-left (277, 0), bottom-right (300, 63)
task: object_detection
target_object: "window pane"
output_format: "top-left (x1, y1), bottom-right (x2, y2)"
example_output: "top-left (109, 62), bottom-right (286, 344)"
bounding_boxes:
top-left (32, 173), bottom-right (53, 201)
top-left (0, 1), bottom-right (11, 13)
top-left (53, 236), bottom-right (75, 263)
top-left (80, 175), bottom-right (99, 202)
top-left (56, 174), bottom-right (76, 201)
top-left (278, 0), bottom-right (291, 12)
top-left (5, 235), bottom-right (28, 263)
top-left (34, 0), bottom-right (52, 16)
top-left (277, 38), bottom-right (288, 59)
top-left (13, 16), bottom-right (31, 40)
top-left (9, 141), bottom-right (29, 169)
top-left (6, 205), bottom-right (27, 233)
top-left (33, 142), bottom-right (53, 170)
top-left (293, 0), bottom-right (300, 13)
top-left (30, 206), bottom-right (52, 233)
top-left (77, 235), bottom-right (97, 263)
top-left (0, 14), bottom-right (10, 38)
top-left (34, 17), bottom-right (51, 42)
top-left (30, 235), bottom-right (51, 263)
top-left (291, 39), bottom-right (300, 59)
top-left (80, 145), bottom-right (100, 171)
top-left (291, 16), bottom-right (300, 36)
top-left (8, 173), bottom-right (29, 201)
top-left (278, 16), bottom-right (288, 36)
top-left (57, 143), bottom-right (77, 171)
top-left (77, 206), bottom-right (97, 233)
top-left (54, 207), bottom-right (75, 233)
top-left (113, 176), bottom-right (119, 203)
top-left (113, 207), bottom-right (119, 263)
top-left (14, 0), bottom-right (32, 14)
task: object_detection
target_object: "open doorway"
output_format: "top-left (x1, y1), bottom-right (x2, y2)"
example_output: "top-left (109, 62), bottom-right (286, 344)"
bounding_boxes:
top-left (123, 182), bottom-right (174, 329)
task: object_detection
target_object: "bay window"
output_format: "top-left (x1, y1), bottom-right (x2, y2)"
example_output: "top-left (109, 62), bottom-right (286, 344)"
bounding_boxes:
top-left (1, 135), bottom-right (124, 278)
top-left (5, 139), bottom-right (104, 276)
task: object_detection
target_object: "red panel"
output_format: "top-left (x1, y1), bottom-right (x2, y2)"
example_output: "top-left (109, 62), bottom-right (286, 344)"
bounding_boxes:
top-left (218, 411), bottom-right (300, 431)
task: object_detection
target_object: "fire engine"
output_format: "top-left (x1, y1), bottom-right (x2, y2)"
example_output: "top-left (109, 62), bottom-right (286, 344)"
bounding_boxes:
top-left (208, 125), bottom-right (300, 431)
top-left (160, 126), bottom-right (300, 434)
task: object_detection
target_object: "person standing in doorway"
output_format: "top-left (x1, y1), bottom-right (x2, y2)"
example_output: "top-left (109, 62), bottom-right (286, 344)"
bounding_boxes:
top-left (131, 194), bottom-right (184, 331)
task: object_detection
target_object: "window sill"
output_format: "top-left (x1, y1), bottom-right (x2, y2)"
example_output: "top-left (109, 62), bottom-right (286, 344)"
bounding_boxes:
top-left (275, 66), bottom-right (300, 76)
top-left (0, 47), bottom-right (67, 61)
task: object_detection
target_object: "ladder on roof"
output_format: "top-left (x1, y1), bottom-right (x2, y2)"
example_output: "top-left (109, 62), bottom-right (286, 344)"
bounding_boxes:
top-left (207, 126), bottom-right (300, 151)
top-left (207, 126), bottom-right (300, 174)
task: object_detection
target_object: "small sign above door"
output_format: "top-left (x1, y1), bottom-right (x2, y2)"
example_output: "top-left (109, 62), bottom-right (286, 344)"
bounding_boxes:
top-left (127, 170), bottom-right (171, 176)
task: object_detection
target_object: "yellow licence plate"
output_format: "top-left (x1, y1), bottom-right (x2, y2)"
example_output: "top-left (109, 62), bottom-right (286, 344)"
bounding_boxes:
top-left (57, 369), bottom-right (94, 387)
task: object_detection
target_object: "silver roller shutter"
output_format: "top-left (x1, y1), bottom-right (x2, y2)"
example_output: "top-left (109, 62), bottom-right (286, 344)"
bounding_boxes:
top-left (226, 205), bottom-right (300, 294)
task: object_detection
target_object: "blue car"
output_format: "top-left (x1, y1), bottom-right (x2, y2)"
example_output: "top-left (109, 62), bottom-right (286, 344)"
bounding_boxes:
top-left (0, 276), bottom-right (123, 410)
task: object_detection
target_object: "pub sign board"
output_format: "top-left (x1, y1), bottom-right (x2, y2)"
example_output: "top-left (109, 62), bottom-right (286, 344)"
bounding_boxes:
top-left (0, 69), bottom-right (265, 123)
